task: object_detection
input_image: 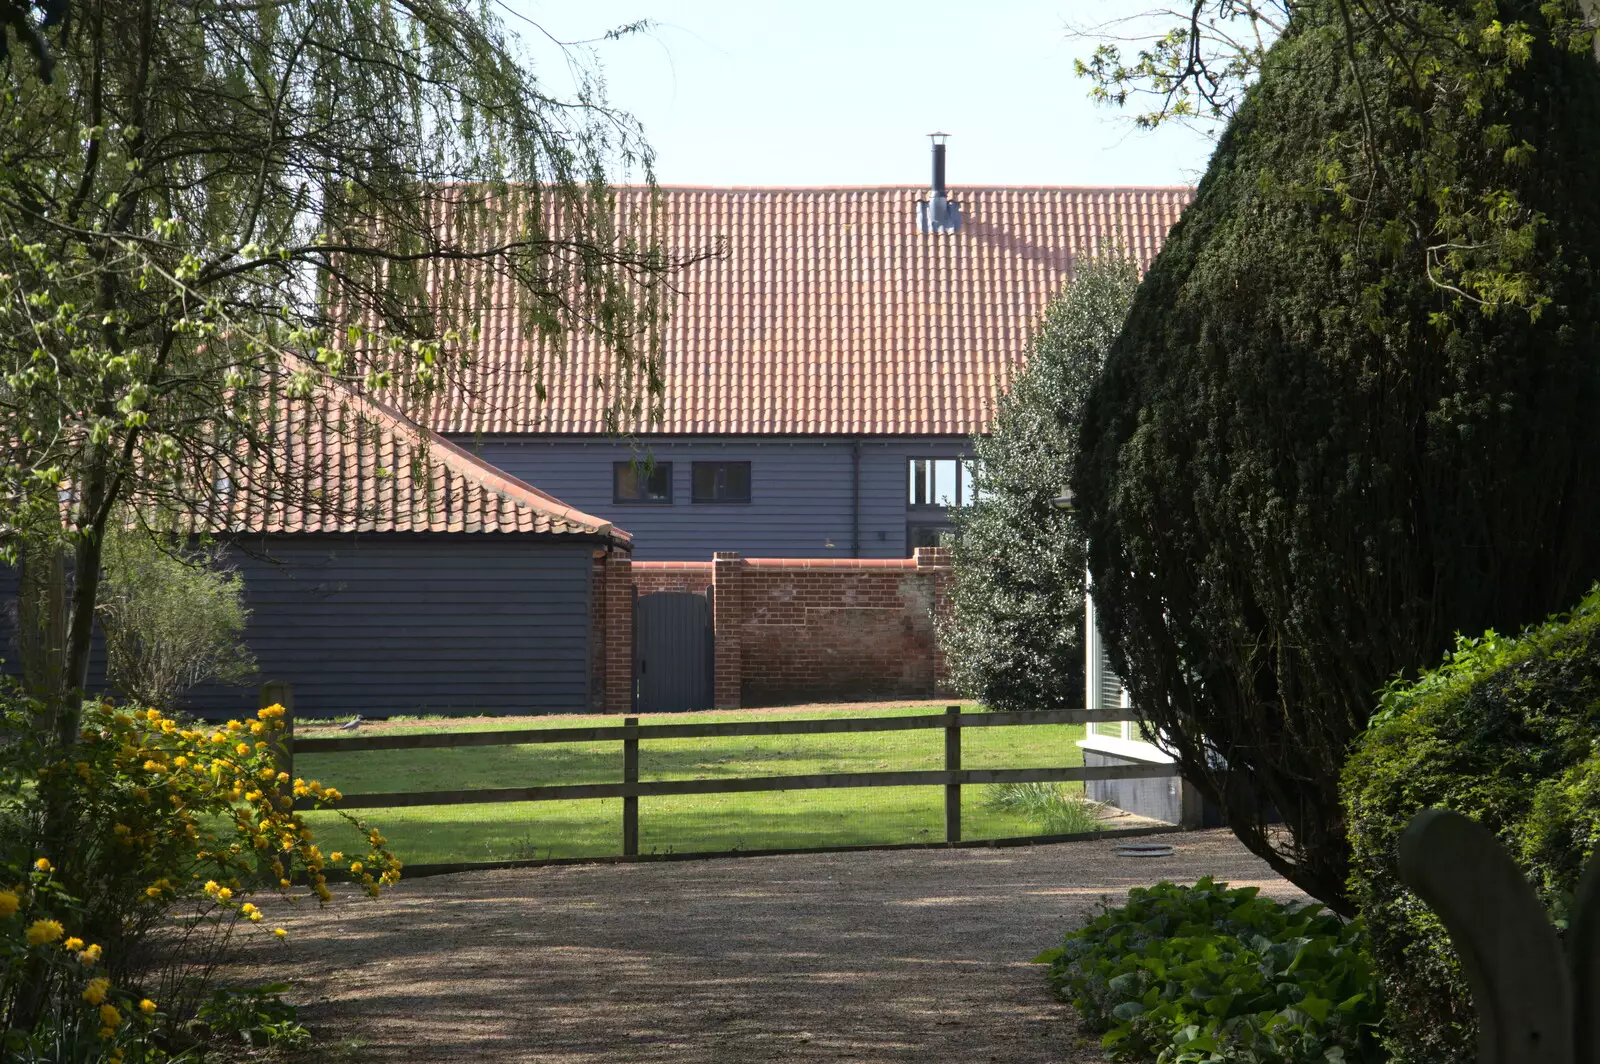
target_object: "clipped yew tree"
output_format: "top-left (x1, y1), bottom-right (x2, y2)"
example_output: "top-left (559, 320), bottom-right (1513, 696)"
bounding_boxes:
top-left (941, 252), bottom-right (1139, 709)
top-left (1073, 0), bottom-right (1600, 911)
top-left (1344, 587), bottom-right (1600, 1062)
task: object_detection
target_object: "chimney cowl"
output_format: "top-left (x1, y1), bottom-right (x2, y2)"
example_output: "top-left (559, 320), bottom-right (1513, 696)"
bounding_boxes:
top-left (917, 132), bottom-right (961, 234)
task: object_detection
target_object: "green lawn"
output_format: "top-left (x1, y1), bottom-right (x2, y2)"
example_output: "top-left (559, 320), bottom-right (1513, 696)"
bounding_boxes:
top-left (293, 704), bottom-right (1091, 865)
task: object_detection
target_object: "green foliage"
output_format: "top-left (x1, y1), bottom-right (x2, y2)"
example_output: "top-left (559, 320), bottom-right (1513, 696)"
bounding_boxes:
top-left (98, 526), bottom-right (256, 710)
top-left (1074, 0), bottom-right (1600, 910)
top-left (982, 782), bottom-right (1104, 835)
top-left (1035, 878), bottom-right (1383, 1064)
top-left (0, 0), bottom-right (686, 741)
top-left (1343, 584), bottom-right (1600, 1063)
top-left (940, 252), bottom-right (1139, 710)
top-left (0, 693), bottom-right (400, 1059)
top-left (197, 984), bottom-right (310, 1051)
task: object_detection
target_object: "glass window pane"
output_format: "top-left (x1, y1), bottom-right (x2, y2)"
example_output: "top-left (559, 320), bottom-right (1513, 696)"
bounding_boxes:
top-left (615, 461), bottom-right (671, 503)
top-left (934, 460), bottom-right (958, 507)
top-left (691, 461), bottom-right (750, 503)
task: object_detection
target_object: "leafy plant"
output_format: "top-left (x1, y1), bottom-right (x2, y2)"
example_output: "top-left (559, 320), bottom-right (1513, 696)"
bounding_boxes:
top-left (939, 251), bottom-right (1139, 711)
top-left (1344, 583), bottom-right (1600, 1063)
top-left (0, 696), bottom-right (403, 1059)
top-left (98, 524), bottom-right (257, 710)
top-left (197, 983), bottom-right (311, 1050)
top-left (1035, 878), bottom-right (1383, 1063)
top-left (984, 782), bottom-right (1104, 835)
top-left (1074, 0), bottom-right (1600, 911)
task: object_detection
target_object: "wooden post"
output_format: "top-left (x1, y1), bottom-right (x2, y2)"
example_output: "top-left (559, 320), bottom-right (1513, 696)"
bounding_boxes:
top-left (622, 716), bottom-right (639, 856)
top-left (944, 705), bottom-right (961, 844)
top-left (260, 681), bottom-right (295, 800)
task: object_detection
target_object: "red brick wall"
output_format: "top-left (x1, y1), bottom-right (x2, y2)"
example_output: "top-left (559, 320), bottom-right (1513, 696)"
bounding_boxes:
top-left (607, 549), bottom-right (954, 710)
top-left (710, 549), bottom-right (952, 707)
top-left (632, 561), bottom-right (713, 596)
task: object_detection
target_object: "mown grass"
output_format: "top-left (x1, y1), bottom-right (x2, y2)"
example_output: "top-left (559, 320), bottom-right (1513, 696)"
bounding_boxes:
top-left (294, 704), bottom-right (1092, 864)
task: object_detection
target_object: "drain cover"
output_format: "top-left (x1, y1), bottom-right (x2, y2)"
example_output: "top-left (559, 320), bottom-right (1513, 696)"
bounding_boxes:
top-left (1115, 842), bottom-right (1175, 858)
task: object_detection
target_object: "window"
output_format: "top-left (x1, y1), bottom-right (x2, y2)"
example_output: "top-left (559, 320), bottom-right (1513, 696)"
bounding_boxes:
top-left (692, 461), bottom-right (751, 503)
top-left (614, 460), bottom-right (672, 504)
top-left (907, 458), bottom-right (977, 507)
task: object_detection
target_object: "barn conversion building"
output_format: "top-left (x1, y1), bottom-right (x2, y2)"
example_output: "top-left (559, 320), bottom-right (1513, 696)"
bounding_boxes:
top-left (5, 160), bottom-right (1193, 716)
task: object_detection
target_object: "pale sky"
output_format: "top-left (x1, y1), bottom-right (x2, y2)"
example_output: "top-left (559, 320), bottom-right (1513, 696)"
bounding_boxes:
top-left (505, 1), bottom-right (1218, 189)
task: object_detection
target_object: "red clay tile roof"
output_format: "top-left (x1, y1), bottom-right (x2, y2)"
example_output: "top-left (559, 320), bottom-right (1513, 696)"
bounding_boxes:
top-left (432, 185), bottom-right (1192, 437)
top-left (211, 387), bottom-right (628, 542)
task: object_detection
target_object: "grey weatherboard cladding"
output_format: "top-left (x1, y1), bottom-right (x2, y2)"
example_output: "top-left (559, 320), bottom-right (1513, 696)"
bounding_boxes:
top-left (0, 535), bottom-right (597, 719)
top-left (198, 534), bottom-right (595, 717)
top-left (454, 435), bottom-right (974, 561)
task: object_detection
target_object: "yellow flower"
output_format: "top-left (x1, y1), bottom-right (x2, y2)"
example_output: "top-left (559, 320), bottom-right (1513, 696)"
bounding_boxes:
top-left (329, 851), bottom-right (343, 863)
top-left (211, 732), bottom-right (227, 744)
top-left (273, 927), bottom-right (288, 939)
top-left (349, 861), bottom-right (363, 874)
top-left (276, 771), bottom-right (290, 784)
top-left (250, 721), bottom-right (265, 735)
top-left (26, 919), bottom-right (64, 945)
top-left (139, 999), bottom-right (157, 1015)
top-left (64, 936), bottom-right (84, 951)
top-left (97, 1027), bottom-right (115, 1040)
top-left (258, 704), bottom-right (285, 719)
top-left (239, 903), bottom-right (259, 916)
top-left (173, 756), bottom-right (189, 769)
top-left (33, 858), bottom-right (51, 873)
top-left (203, 880), bottom-right (220, 895)
top-left (83, 977), bottom-right (111, 1005)
top-left (279, 878), bottom-right (291, 888)
top-left (0, 891), bottom-right (18, 917)
top-left (144, 708), bottom-right (161, 721)
top-left (216, 887), bottom-right (232, 901)
top-left (235, 743), bottom-right (250, 756)
top-left (79, 943), bottom-right (103, 964)
top-left (99, 1003), bottom-right (122, 1028)
top-left (144, 886), bottom-right (161, 898)
top-left (227, 719), bottom-right (242, 732)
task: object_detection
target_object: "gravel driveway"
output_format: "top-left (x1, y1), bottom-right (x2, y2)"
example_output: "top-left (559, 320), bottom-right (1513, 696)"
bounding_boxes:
top-left (231, 830), bottom-right (1304, 1064)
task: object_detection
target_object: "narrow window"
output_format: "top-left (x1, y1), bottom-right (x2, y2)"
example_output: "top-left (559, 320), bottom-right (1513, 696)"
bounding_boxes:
top-left (691, 461), bottom-right (751, 503)
top-left (907, 458), bottom-right (970, 507)
top-left (614, 460), bottom-right (672, 504)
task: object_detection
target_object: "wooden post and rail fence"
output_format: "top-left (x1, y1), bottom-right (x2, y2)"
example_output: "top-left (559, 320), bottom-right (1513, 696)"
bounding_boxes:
top-left (258, 686), bottom-right (1182, 866)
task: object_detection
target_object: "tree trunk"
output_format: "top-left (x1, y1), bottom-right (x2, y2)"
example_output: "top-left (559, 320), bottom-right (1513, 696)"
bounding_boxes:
top-left (16, 547), bottom-right (67, 710)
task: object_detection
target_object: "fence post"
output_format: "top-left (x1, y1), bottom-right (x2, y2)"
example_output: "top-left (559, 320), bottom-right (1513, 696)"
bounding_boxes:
top-left (622, 716), bottom-right (639, 856)
top-left (945, 705), bottom-right (961, 844)
top-left (260, 681), bottom-right (295, 798)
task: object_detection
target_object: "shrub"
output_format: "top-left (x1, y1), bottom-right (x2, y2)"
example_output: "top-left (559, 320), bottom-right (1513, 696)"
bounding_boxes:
top-left (939, 251), bottom-right (1139, 710)
top-left (984, 782), bottom-right (1104, 835)
top-left (1343, 584), bottom-right (1600, 1064)
top-left (97, 525), bottom-right (257, 710)
top-left (1035, 878), bottom-right (1383, 1064)
top-left (1072, 0), bottom-right (1600, 911)
top-left (0, 696), bottom-right (403, 1059)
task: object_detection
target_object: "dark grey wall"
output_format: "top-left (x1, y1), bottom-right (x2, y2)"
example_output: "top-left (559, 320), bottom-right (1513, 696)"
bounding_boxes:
top-left (1, 534), bottom-right (599, 719)
top-left (449, 435), bottom-right (975, 561)
top-left (200, 534), bottom-right (596, 718)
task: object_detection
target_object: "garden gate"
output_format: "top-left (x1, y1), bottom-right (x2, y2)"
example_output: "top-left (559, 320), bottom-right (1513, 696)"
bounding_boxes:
top-left (633, 591), bottom-right (713, 712)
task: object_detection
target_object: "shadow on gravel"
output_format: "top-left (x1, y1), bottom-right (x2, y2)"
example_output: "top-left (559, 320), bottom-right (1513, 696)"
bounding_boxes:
top-left (229, 830), bottom-right (1303, 1064)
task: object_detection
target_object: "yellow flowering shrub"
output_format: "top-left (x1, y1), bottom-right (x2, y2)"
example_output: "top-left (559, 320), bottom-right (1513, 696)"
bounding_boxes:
top-left (0, 698), bottom-right (402, 1061)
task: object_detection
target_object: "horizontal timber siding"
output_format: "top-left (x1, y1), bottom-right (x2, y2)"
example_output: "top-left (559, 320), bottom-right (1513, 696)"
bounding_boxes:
top-left (449, 435), bottom-right (974, 561)
top-left (199, 534), bottom-right (595, 718)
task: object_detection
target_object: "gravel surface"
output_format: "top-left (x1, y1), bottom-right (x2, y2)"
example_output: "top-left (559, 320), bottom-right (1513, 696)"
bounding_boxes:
top-left (230, 829), bottom-right (1304, 1063)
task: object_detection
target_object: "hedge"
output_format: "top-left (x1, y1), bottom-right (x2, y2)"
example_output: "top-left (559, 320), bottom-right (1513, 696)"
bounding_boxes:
top-left (1343, 584), bottom-right (1600, 1063)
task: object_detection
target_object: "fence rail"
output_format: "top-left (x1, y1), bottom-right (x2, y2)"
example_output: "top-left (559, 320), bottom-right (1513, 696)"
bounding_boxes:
top-left (265, 693), bottom-right (1179, 858)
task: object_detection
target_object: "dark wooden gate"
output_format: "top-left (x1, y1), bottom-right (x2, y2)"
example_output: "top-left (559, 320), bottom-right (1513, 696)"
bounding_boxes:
top-left (634, 591), bottom-right (713, 712)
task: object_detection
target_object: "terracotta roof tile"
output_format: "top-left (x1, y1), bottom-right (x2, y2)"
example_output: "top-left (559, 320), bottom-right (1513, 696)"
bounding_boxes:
top-left (207, 386), bottom-right (627, 543)
top-left (431, 185), bottom-right (1191, 436)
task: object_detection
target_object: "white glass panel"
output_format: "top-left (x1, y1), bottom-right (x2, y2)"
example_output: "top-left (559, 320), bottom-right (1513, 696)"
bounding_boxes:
top-left (933, 459), bottom-right (958, 507)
